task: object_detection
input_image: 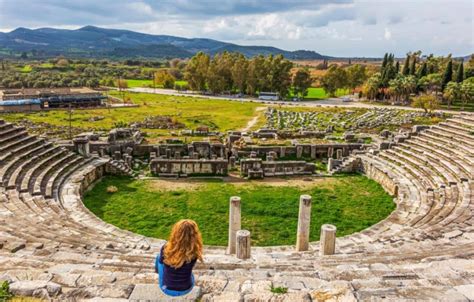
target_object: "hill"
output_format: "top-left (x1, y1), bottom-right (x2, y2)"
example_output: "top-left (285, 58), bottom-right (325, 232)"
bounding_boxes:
top-left (0, 25), bottom-right (329, 60)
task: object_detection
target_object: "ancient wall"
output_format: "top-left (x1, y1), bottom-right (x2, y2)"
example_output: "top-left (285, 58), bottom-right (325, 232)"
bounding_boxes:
top-left (240, 159), bottom-right (315, 177)
top-left (359, 159), bottom-right (398, 196)
top-left (237, 143), bottom-right (362, 159)
top-left (150, 158), bottom-right (228, 176)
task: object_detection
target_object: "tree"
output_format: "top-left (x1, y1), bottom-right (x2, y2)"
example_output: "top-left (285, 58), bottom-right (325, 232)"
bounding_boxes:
top-left (417, 62), bottom-right (427, 79)
top-left (382, 53), bottom-right (389, 69)
top-left (441, 60), bottom-right (453, 91)
top-left (266, 54), bottom-right (293, 97)
top-left (455, 62), bottom-right (464, 83)
top-left (320, 65), bottom-right (347, 97)
top-left (412, 94), bottom-right (440, 114)
top-left (155, 70), bottom-right (176, 89)
top-left (402, 55), bottom-right (410, 75)
top-left (116, 78), bottom-right (128, 103)
top-left (292, 68), bottom-right (312, 99)
top-left (443, 81), bottom-right (460, 109)
top-left (57, 58), bottom-right (69, 68)
top-left (363, 73), bottom-right (382, 100)
top-left (346, 64), bottom-right (367, 91)
top-left (460, 77), bottom-right (474, 110)
top-left (184, 52), bottom-right (210, 91)
top-left (231, 53), bottom-right (248, 93)
top-left (419, 73), bottom-right (442, 94)
top-left (409, 56), bottom-right (417, 75)
top-left (395, 61), bottom-right (400, 74)
top-left (389, 75), bottom-right (416, 104)
top-left (207, 52), bottom-right (234, 94)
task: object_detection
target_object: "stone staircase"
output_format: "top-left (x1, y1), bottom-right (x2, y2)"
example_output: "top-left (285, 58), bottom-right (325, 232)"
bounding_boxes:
top-left (0, 116), bottom-right (473, 301)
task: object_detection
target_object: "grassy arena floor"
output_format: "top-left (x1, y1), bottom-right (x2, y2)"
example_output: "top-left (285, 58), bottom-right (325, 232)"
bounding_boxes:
top-left (83, 175), bottom-right (395, 246)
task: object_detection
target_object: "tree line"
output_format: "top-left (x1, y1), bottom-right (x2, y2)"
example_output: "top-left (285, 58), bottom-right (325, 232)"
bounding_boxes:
top-left (182, 52), bottom-right (312, 98)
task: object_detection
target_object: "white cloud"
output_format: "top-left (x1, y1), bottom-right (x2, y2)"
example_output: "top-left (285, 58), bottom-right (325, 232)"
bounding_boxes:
top-left (384, 27), bottom-right (392, 40)
top-left (0, 0), bottom-right (472, 56)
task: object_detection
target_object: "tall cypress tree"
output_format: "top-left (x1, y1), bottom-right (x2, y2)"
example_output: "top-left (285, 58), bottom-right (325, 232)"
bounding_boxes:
top-left (455, 62), bottom-right (464, 83)
top-left (382, 53), bottom-right (388, 69)
top-left (442, 60), bottom-right (453, 90)
top-left (395, 61), bottom-right (400, 73)
top-left (409, 56), bottom-right (416, 75)
top-left (417, 62), bottom-right (427, 78)
top-left (402, 55), bottom-right (410, 75)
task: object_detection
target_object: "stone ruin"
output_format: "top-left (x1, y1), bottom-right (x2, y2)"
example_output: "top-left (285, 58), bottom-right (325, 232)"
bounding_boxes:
top-left (0, 112), bottom-right (473, 300)
top-left (130, 115), bottom-right (185, 129)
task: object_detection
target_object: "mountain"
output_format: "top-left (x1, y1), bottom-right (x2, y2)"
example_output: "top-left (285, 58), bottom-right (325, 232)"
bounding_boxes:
top-left (0, 25), bottom-right (329, 60)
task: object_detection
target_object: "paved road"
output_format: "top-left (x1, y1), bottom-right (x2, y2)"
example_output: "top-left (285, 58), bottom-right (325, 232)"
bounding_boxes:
top-left (125, 87), bottom-right (463, 114)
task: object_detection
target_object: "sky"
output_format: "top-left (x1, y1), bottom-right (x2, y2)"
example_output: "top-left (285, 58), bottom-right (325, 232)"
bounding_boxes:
top-left (0, 0), bottom-right (472, 57)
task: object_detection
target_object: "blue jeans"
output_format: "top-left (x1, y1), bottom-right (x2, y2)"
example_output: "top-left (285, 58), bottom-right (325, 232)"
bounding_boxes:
top-left (155, 254), bottom-right (195, 297)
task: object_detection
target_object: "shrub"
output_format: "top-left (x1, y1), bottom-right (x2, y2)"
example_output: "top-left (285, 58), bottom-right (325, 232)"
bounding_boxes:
top-left (270, 285), bottom-right (288, 294)
top-left (0, 281), bottom-right (13, 300)
top-left (107, 186), bottom-right (118, 193)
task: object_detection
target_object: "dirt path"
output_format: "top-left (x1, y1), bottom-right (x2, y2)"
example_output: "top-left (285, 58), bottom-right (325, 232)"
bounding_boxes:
top-left (241, 106), bottom-right (267, 132)
top-left (145, 175), bottom-right (336, 192)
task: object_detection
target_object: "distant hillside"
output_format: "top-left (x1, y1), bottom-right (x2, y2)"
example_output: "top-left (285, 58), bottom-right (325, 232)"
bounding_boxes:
top-left (0, 26), bottom-right (329, 60)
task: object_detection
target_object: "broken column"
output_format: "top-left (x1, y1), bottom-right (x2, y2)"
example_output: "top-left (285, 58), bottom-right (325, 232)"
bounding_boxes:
top-left (227, 196), bottom-right (241, 254)
top-left (236, 230), bottom-right (251, 260)
top-left (336, 149), bottom-right (343, 160)
top-left (296, 145), bottom-right (303, 159)
top-left (320, 224), bottom-right (336, 255)
top-left (296, 195), bottom-right (312, 251)
top-left (73, 137), bottom-right (90, 157)
top-left (113, 151), bottom-right (122, 161)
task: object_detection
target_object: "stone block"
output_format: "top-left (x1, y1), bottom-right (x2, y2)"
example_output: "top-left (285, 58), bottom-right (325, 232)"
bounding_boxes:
top-left (129, 284), bottom-right (201, 301)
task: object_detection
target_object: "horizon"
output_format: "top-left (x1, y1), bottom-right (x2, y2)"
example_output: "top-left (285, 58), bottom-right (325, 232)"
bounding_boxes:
top-left (0, 0), bottom-right (472, 57)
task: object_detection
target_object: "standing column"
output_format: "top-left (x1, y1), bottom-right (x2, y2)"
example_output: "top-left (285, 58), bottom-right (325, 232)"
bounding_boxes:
top-left (296, 195), bottom-right (312, 251)
top-left (227, 196), bottom-right (241, 254)
top-left (319, 224), bottom-right (336, 255)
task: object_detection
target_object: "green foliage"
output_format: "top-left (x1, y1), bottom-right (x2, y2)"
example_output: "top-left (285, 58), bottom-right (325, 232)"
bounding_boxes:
top-left (441, 60), bottom-right (453, 91)
top-left (402, 55), bottom-right (410, 76)
top-left (83, 175), bottom-right (395, 246)
top-left (443, 81), bottom-right (461, 109)
top-left (292, 68), bottom-right (313, 99)
top-left (455, 62), bottom-right (464, 83)
top-left (412, 94), bottom-right (440, 114)
top-left (270, 286), bottom-right (288, 294)
top-left (320, 65), bottom-right (348, 96)
top-left (0, 281), bottom-right (13, 300)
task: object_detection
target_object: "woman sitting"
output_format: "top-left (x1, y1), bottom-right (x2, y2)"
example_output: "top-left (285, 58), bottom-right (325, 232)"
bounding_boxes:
top-left (155, 219), bottom-right (203, 297)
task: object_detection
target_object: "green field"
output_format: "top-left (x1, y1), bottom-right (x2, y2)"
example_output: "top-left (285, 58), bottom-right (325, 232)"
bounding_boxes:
top-left (288, 87), bottom-right (349, 100)
top-left (2, 91), bottom-right (261, 140)
top-left (125, 79), bottom-right (155, 88)
top-left (125, 79), bottom-right (188, 88)
top-left (83, 175), bottom-right (395, 246)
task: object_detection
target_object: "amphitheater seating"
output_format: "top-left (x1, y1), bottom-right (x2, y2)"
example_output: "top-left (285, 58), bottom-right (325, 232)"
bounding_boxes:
top-left (0, 116), bottom-right (473, 301)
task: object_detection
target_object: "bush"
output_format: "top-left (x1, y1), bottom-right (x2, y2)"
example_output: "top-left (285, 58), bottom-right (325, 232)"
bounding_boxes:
top-left (270, 285), bottom-right (288, 294)
top-left (0, 281), bottom-right (13, 300)
top-left (107, 186), bottom-right (118, 193)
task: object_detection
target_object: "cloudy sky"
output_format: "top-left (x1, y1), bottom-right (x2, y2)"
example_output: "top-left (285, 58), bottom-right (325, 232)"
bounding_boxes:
top-left (0, 0), bottom-right (472, 57)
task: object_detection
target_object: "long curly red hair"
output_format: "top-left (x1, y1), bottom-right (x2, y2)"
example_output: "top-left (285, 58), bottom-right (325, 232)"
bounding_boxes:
top-left (164, 219), bottom-right (203, 268)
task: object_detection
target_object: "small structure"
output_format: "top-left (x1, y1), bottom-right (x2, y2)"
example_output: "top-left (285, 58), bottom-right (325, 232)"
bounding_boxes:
top-left (0, 87), bottom-right (106, 110)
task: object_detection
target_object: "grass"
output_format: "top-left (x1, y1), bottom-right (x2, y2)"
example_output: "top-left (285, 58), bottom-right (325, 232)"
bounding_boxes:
top-left (19, 65), bottom-right (32, 73)
top-left (83, 174), bottom-right (395, 246)
top-left (2, 91), bottom-right (261, 140)
top-left (125, 79), bottom-right (189, 88)
top-left (125, 79), bottom-right (156, 88)
top-left (289, 87), bottom-right (349, 100)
